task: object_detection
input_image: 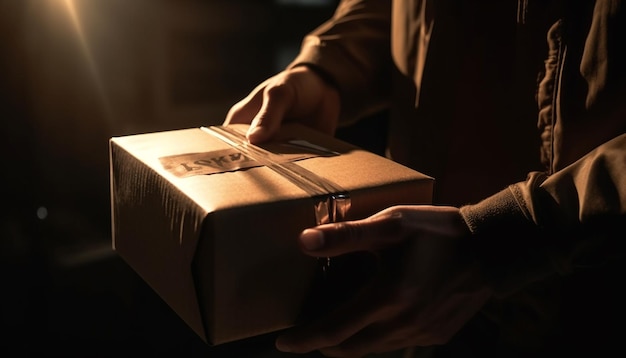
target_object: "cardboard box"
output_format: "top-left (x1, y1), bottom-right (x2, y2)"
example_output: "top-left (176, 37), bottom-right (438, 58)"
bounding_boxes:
top-left (109, 123), bottom-right (433, 345)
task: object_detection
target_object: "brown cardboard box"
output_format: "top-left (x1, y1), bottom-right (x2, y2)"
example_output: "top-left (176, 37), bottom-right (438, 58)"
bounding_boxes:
top-left (109, 123), bottom-right (433, 345)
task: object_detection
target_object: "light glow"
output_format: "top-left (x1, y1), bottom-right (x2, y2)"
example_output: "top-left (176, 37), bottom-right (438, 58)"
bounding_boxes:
top-left (59, 0), bottom-right (114, 122)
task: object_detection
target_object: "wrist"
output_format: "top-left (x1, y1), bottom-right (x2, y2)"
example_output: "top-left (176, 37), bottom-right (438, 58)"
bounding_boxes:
top-left (460, 187), bottom-right (556, 297)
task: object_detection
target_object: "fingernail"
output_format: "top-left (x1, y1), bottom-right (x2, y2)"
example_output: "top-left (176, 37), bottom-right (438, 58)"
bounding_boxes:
top-left (300, 229), bottom-right (324, 251)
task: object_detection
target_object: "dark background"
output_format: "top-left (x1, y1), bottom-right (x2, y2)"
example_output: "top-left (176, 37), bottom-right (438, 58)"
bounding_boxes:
top-left (0, 0), bottom-right (387, 356)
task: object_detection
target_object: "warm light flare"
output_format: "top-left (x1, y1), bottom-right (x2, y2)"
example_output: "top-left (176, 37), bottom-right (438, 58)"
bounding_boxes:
top-left (59, 0), bottom-right (114, 122)
top-left (62, 0), bottom-right (81, 34)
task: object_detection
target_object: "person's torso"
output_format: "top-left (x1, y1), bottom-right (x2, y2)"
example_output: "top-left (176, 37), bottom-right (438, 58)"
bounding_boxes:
top-left (388, 0), bottom-right (626, 205)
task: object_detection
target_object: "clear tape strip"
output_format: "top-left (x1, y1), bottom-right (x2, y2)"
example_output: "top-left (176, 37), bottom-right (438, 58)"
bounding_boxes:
top-left (200, 125), bottom-right (352, 225)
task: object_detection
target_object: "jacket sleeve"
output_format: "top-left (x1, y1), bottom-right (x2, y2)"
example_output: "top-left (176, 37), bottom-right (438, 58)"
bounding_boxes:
top-left (287, 0), bottom-right (393, 124)
top-left (460, 133), bottom-right (626, 297)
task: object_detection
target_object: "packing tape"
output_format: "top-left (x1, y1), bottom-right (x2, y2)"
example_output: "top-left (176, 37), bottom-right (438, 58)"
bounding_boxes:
top-left (202, 125), bottom-right (352, 274)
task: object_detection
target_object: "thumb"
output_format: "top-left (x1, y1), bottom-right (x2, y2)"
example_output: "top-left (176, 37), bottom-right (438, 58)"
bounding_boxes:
top-left (299, 210), bottom-right (405, 257)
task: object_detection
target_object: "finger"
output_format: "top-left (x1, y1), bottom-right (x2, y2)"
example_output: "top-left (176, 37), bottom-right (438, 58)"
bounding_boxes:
top-left (299, 209), bottom-right (406, 257)
top-left (318, 321), bottom-right (414, 358)
top-left (246, 82), bottom-right (295, 144)
top-left (276, 280), bottom-right (395, 354)
top-left (313, 283), bottom-right (468, 357)
top-left (223, 81), bottom-right (267, 126)
top-left (318, 296), bottom-right (442, 357)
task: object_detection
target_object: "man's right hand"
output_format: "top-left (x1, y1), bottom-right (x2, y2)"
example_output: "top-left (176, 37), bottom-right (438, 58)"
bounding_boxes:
top-left (223, 66), bottom-right (341, 144)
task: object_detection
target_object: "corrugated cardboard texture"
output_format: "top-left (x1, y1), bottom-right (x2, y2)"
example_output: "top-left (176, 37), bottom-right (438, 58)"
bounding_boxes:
top-left (109, 123), bottom-right (433, 345)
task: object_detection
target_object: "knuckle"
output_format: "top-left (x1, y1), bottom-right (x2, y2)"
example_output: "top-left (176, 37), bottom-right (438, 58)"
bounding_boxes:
top-left (381, 207), bottom-right (407, 237)
top-left (265, 82), bottom-right (293, 101)
top-left (335, 222), bottom-right (363, 244)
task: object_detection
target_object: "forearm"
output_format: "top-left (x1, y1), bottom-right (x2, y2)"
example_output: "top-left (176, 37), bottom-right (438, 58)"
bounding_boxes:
top-left (461, 133), bottom-right (626, 297)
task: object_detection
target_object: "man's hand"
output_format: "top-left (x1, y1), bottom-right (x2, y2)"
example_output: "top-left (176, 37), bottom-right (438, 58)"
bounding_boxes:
top-left (224, 66), bottom-right (341, 144)
top-left (276, 205), bottom-right (493, 357)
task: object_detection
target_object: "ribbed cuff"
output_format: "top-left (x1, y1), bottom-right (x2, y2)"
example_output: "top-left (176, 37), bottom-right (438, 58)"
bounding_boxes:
top-left (460, 186), bottom-right (556, 297)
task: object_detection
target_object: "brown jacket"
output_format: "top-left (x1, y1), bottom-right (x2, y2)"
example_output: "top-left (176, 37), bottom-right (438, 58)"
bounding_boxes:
top-left (290, 0), bottom-right (626, 353)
